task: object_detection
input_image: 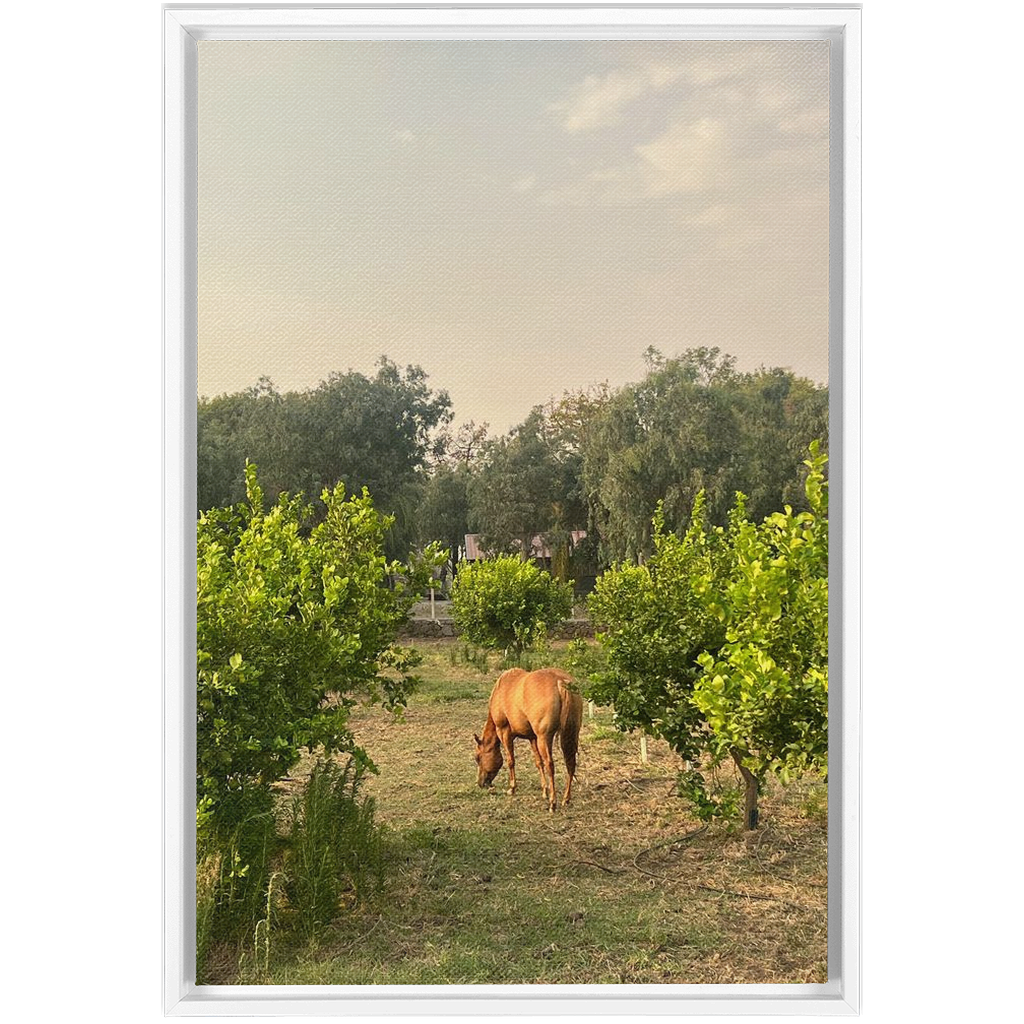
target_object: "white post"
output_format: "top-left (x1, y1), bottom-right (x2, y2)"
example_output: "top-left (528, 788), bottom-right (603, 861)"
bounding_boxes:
top-left (639, 731), bottom-right (649, 765)
top-left (429, 586), bottom-right (435, 620)
top-left (588, 700), bottom-right (595, 720)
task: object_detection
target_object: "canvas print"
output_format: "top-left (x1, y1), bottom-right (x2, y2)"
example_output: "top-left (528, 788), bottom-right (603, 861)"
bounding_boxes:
top-left (196, 40), bottom-right (830, 986)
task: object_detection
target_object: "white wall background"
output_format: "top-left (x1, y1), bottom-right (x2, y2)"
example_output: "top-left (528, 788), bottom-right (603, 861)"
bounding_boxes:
top-left (3, 2), bottom-right (1019, 1021)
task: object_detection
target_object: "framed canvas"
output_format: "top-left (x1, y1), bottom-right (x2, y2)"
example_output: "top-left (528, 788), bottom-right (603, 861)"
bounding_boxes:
top-left (165, 3), bottom-right (861, 1015)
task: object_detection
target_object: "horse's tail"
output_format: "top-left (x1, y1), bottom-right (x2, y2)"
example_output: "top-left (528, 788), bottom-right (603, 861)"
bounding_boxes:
top-left (555, 673), bottom-right (583, 757)
top-left (555, 674), bottom-right (583, 804)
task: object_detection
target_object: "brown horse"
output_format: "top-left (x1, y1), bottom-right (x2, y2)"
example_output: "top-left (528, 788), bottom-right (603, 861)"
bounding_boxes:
top-left (473, 668), bottom-right (583, 812)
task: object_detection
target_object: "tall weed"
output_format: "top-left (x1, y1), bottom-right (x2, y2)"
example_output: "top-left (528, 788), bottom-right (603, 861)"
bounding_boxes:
top-left (284, 757), bottom-right (385, 940)
top-left (195, 796), bottom-right (277, 982)
top-left (195, 851), bottom-right (221, 981)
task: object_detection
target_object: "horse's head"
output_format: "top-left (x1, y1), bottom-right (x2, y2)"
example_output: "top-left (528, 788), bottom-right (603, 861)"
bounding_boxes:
top-left (473, 732), bottom-right (502, 788)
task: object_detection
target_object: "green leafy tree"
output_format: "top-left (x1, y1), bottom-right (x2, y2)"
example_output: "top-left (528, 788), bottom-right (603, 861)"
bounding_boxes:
top-left (587, 493), bottom-right (728, 760)
top-left (467, 404), bottom-right (592, 578)
top-left (197, 358), bottom-right (452, 559)
top-left (692, 442), bottom-right (829, 828)
top-left (196, 463), bottom-right (444, 840)
top-left (580, 348), bottom-right (742, 562)
top-left (735, 368), bottom-right (830, 517)
top-left (432, 420), bottom-right (490, 467)
top-left (468, 410), bottom-right (567, 559)
top-left (197, 379), bottom-right (281, 510)
top-left (450, 555), bottom-right (574, 660)
top-left (418, 463), bottom-right (472, 582)
top-left (580, 348), bottom-right (828, 563)
top-left (588, 444), bottom-right (828, 828)
top-left (281, 358), bottom-right (451, 520)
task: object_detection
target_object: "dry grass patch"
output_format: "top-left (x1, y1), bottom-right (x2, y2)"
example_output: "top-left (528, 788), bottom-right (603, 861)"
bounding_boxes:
top-left (233, 639), bottom-right (826, 985)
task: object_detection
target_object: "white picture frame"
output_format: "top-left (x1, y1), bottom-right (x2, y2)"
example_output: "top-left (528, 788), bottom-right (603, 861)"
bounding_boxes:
top-left (164, 3), bottom-right (861, 1014)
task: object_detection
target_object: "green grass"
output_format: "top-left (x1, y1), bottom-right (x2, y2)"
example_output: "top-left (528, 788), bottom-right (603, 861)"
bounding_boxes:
top-left (243, 820), bottom-right (731, 985)
top-left (411, 643), bottom-right (494, 704)
top-left (207, 638), bottom-right (827, 986)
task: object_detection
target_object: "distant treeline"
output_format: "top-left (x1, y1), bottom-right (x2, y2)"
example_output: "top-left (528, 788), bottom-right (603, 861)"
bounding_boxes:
top-left (198, 348), bottom-right (828, 576)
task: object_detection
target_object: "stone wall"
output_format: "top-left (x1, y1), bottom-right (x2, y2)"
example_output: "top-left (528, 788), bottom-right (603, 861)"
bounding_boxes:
top-left (397, 617), bottom-right (594, 640)
top-left (397, 617), bottom-right (457, 639)
top-left (548, 619), bottom-right (596, 639)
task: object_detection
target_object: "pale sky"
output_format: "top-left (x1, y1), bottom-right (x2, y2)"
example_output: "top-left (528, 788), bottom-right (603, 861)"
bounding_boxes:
top-left (198, 40), bottom-right (829, 432)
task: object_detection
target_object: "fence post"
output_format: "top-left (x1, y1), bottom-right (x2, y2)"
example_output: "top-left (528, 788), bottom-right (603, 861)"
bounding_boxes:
top-left (639, 731), bottom-right (649, 764)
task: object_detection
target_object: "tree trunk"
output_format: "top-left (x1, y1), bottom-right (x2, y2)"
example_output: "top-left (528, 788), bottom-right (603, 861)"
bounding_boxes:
top-left (552, 540), bottom-right (570, 582)
top-left (731, 748), bottom-right (760, 830)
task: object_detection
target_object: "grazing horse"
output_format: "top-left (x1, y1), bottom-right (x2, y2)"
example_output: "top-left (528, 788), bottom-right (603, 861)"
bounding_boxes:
top-left (473, 668), bottom-right (583, 812)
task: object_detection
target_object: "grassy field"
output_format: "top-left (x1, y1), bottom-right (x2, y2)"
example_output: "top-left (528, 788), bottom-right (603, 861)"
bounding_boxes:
top-left (211, 639), bottom-right (827, 986)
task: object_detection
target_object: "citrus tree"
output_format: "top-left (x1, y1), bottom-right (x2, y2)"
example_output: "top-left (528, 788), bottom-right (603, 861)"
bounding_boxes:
top-left (588, 443), bottom-right (828, 828)
top-left (197, 463), bottom-right (443, 839)
top-left (586, 491), bottom-right (727, 760)
top-left (450, 555), bottom-right (574, 659)
top-left (692, 443), bottom-right (828, 827)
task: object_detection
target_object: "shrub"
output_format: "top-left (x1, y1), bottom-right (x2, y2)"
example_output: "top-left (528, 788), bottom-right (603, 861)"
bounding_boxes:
top-left (587, 491), bottom-right (726, 755)
top-left (560, 637), bottom-right (608, 691)
top-left (284, 757), bottom-right (385, 939)
top-left (197, 464), bottom-right (441, 837)
top-left (450, 555), bottom-right (573, 659)
top-left (196, 463), bottom-right (444, 958)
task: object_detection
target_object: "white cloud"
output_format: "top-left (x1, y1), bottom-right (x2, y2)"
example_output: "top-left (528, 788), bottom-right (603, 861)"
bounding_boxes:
top-left (549, 63), bottom-right (683, 133)
top-left (635, 117), bottom-right (728, 197)
top-left (542, 44), bottom-right (829, 234)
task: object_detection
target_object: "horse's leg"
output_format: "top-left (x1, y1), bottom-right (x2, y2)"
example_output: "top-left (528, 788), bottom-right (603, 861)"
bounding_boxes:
top-left (529, 738), bottom-right (548, 799)
top-left (560, 728), bottom-right (578, 806)
top-left (538, 734), bottom-right (557, 812)
top-left (499, 729), bottom-right (517, 796)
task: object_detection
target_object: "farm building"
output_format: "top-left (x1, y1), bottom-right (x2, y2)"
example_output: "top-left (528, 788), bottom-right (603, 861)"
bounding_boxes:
top-left (462, 531), bottom-right (588, 567)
